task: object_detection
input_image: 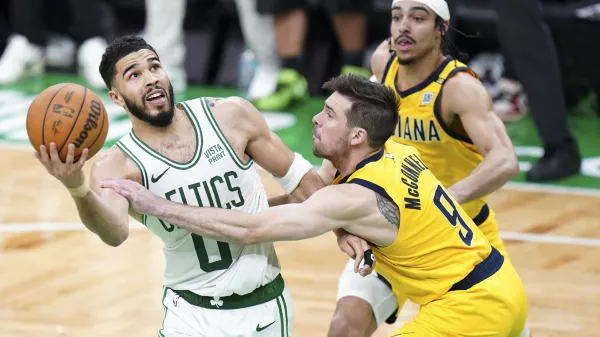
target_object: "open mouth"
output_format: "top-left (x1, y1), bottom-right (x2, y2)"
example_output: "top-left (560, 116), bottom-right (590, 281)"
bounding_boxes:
top-left (396, 37), bottom-right (414, 50)
top-left (146, 90), bottom-right (166, 105)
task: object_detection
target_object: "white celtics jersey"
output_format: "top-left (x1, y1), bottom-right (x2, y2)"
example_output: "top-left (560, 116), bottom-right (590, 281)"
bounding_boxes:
top-left (115, 97), bottom-right (280, 297)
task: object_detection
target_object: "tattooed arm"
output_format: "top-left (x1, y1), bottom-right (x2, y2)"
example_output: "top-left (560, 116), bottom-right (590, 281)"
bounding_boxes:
top-left (103, 179), bottom-right (400, 247)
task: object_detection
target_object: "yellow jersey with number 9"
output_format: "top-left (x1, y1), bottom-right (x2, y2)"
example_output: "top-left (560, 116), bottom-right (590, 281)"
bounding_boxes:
top-left (381, 55), bottom-right (488, 221)
top-left (332, 140), bottom-right (495, 305)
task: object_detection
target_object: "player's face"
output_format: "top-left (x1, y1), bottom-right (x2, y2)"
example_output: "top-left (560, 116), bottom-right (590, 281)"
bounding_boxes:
top-left (311, 92), bottom-right (353, 160)
top-left (114, 49), bottom-right (175, 127)
top-left (389, 2), bottom-right (441, 65)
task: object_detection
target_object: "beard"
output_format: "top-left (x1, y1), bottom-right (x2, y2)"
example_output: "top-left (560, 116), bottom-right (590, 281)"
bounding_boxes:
top-left (397, 56), bottom-right (416, 66)
top-left (312, 132), bottom-right (350, 162)
top-left (124, 82), bottom-right (176, 127)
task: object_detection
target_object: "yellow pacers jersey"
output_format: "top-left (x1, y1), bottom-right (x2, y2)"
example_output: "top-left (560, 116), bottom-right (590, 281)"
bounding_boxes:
top-left (382, 55), bottom-right (488, 220)
top-left (333, 140), bottom-right (494, 305)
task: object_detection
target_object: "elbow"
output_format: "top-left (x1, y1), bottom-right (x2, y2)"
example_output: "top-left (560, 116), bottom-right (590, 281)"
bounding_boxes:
top-left (239, 229), bottom-right (260, 246)
top-left (240, 225), bottom-right (266, 246)
top-left (101, 225), bottom-right (129, 247)
top-left (504, 154), bottom-right (520, 180)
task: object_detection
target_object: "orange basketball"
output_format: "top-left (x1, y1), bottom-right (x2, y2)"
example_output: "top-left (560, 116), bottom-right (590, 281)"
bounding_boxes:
top-left (26, 83), bottom-right (109, 162)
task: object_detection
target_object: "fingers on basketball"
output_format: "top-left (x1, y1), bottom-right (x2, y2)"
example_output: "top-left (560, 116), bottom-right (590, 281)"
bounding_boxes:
top-left (66, 144), bottom-right (76, 164)
top-left (77, 148), bottom-right (89, 167)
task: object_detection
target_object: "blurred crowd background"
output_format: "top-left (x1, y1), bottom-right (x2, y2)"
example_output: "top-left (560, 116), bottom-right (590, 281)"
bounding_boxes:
top-left (0, 0), bottom-right (599, 182)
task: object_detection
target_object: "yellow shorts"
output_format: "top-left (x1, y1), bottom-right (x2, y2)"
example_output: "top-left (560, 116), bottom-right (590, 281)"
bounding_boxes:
top-left (388, 208), bottom-right (510, 322)
top-left (390, 250), bottom-right (528, 337)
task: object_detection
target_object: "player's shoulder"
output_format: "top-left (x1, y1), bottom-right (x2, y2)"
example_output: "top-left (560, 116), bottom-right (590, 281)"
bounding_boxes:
top-left (93, 146), bottom-right (126, 166)
top-left (204, 96), bottom-right (267, 136)
top-left (91, 146), bottom-right (140, 181)
top-left (371, 39), bottom-right (395, 80)
top-left (373, 39), bottom-right (393, 58)
top-left (195, 96), bottom-right (255, 119)
top-left (442, 71), bottom-right (488, 104)
top-left (177, 95), bottom-right (251, 109)
top-left (445, 68), bottom-right (481, 85)
top-left (311, 183), bottom-right (372, 206)
top-left (192, 95), bottom-right (251, 108)
top-left (388, 139), bottom-right (420, 153)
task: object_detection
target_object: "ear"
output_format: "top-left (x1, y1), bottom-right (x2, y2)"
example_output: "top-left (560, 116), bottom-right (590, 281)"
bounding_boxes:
top-left (439, 20), bottom-right (449, 37)
top-left (350, 127), bottom-right (369, 146)
top-left (108, 89), bottom-right (125, 108)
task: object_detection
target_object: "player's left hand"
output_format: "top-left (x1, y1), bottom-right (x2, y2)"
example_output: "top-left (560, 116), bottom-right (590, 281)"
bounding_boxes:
top-left (101, 178), bottom-right (160, 215)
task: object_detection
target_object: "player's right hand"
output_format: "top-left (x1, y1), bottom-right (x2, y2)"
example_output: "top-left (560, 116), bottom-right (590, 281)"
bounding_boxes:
top-left (34, 142), bottom-right (89, 188)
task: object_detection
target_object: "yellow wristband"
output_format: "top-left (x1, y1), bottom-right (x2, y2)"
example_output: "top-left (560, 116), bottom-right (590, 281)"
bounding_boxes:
top-left (68, 184), bottom-right (90, 198)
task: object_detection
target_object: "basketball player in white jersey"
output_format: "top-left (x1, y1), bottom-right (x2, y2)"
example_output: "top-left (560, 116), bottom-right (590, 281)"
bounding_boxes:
top-left (33, 35), bottom-right (366, 337)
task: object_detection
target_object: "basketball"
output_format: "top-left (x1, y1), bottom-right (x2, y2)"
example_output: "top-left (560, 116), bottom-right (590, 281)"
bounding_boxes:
top-left (26, 83), bottom-right (109, 162)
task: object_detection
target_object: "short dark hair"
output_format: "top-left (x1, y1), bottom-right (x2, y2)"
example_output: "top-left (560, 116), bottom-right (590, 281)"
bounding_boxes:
top-left (322, 74), bottom-right (399, 149)
top-left (99, 35), bottom-right (159, 89)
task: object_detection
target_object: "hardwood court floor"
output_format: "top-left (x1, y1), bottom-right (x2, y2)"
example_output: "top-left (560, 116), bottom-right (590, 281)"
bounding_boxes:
top-left (1, 147), bottom-right (599, 337)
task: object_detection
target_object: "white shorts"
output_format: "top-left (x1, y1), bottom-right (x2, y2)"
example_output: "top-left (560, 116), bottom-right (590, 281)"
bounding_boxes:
top-left (336, 258), bottom-right (399, 327)
top-left (158, 286), bottom-right (293, 337)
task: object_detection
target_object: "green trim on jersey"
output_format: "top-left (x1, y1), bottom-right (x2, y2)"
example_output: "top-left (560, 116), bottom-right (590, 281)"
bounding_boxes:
top-left (158, 287), bottom-right (168, 337)
top-left (129, 103), bottom-right (203, 169)
top-left (115, 140), bottom-right (149, 189)
top-left (196, 97), bottom-right (254, 171)
top-left (115, 140), bottom-right (150, 226)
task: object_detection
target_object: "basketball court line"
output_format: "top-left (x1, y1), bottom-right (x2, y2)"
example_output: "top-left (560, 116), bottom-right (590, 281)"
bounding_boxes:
top-left (503, 181), bottom-right (600, 197)
top-left (1, 221), bottom-right (600, 248)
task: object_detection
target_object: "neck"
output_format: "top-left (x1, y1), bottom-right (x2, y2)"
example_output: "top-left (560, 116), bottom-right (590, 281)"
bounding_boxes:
top-left (130, 105), bottom-right (184, 141)
top-left (396, 51), bottom-right (446, 91)
top-left (332, 146), bottom-right (381, 178)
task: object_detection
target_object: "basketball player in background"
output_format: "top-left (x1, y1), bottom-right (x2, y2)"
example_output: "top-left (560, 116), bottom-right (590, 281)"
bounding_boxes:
top-left (102, 74), bottom-right (529, 337)
top-left (320, 0), bottom-right (531, 336)
top-left (32, 35), bottom-right (368, 337)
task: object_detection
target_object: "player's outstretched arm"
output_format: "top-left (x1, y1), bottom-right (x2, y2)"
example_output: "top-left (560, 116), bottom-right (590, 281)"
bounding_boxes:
top-left (35, 144), bottom-right (130, 247)
top-left (101, 179), bottom-right (391, 246)
top-left (443, 74), bottom-right (520, 204)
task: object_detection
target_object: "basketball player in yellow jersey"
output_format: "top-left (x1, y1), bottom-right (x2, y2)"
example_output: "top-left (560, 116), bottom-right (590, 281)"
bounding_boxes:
top-left (103, 74), bottom-right (528, 337)
top-left (374, 0), bottom-right (519, 257)
top-left (325, 1), bottom-right (528, 336)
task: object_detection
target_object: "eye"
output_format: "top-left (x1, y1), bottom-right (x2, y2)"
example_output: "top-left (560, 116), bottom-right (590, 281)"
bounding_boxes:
top-left (129, 72), bottom-right (138, 79)
top-left (151, 65), bottom-right (159, 71)
top-left (414, 17), bottom-right (424, 22)
top-left (392, 15), bottom-right (400, 21)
